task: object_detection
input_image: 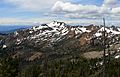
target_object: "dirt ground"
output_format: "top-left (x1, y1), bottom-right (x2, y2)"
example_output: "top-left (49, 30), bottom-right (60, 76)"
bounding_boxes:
top-left (83, 51), bottom-right (115, 59)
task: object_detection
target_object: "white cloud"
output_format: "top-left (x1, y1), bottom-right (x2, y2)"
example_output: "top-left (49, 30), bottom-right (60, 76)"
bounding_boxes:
top-left (52, 0), bottom-right (120, 20)
top-left (104, 0), bottom-right (118, 7)
top-left (65, 13), bottom-right (102, 19)
top-left (0, 17), bottom-right (104, 26)
top-left (111, 7), bottom-right (120, 13)
top-left (52, 1), bottom-right (108, 19)
top-left (99, 6), bottom-right (110, 13)
top-left (6, 0), bottom-right (67, 11)
top-left (0, 18), bottom-right (52, 25)
top-left (2, 0), bottom-right (120, 26)
top-left (52, 1), bottom-right (100, 13)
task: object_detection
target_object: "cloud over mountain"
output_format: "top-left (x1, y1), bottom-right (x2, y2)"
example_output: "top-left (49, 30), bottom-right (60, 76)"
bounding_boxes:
top-left (52, 0), bottom-right (120, 19)
top-left (1, 0), bottom-right (120, 25)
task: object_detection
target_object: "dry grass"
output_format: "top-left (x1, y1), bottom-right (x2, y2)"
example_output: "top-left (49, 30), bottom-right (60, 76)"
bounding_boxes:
top-left (83, 51), bottom-right (115, 59)
top-left (27, 52), bottom-right (43, 61)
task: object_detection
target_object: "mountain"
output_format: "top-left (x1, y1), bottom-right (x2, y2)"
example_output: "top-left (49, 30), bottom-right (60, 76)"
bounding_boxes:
top-left (0, 21), bottom-right (120, 59)
top-left (0, 21), bottom-right (120, 77)
top-left (0, 25), bottom-right (32, 34)
top-left (0, 33), bottom-right (7, 36)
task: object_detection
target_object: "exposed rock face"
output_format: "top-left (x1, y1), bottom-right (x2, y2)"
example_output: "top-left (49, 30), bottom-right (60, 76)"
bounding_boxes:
top-left (27, 52), bottom-right (43, 61)
top-left (1, 21), bottom-right (120, 61)
top-left (2, 22), bottom-right (120, 47)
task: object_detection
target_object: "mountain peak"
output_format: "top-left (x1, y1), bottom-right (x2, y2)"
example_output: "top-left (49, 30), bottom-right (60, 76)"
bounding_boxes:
top-left (47, 21), bottom-right (66, 28)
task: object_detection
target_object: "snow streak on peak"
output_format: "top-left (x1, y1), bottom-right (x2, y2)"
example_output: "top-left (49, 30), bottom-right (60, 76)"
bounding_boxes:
top-left (11, 21), bottom-right (120, 47)
top-left (47, 21), bottom-right (65, 27)
top-left (99, 27), bottom-right (120, 35)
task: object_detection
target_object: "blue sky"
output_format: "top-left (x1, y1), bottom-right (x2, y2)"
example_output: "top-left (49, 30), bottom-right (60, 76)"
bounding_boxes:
top-left (0, 0), bottom-right (120, 26)
top-left (70, 0), bottom-right (103, 6)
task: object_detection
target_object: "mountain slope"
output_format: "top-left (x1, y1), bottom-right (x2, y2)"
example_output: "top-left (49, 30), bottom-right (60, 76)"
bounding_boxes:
top-left (0, 21), bottom-right (120, 61)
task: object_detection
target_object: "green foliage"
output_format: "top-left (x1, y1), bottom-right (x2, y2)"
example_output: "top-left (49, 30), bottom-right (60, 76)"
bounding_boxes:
top-left (20, 57), bottom-right (101, 77)
top-left (20, 65), bottom-right (43, 77)
top-left (0, 58), bottom-right (19, 77)
top-left (0, 55), bottom-right (119, 77)
top-left (105, 59), bottom-right (120, 77)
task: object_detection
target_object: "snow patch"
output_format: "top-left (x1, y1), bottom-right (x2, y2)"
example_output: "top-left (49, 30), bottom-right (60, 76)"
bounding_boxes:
top-left (29, 31), bottom-right (33, 33)
top-left (14, 31), bottom-right (19, 36)
top-left (99, 27), bottom-right (120, 35)
top-left (95, 33), bottom-right (102, 37)
top-left (115, 55), bottom-right (120, 59)
top-left (78, 27), bottom-right (91, 33)
top-left (2, 45), bottom-right (7, 48)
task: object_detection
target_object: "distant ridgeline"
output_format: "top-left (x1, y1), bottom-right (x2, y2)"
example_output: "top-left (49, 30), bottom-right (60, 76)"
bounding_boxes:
top-left (0, 25), bottom-right (32, 34)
